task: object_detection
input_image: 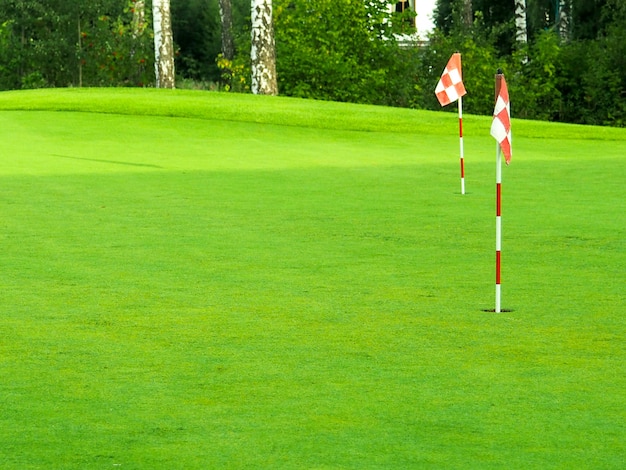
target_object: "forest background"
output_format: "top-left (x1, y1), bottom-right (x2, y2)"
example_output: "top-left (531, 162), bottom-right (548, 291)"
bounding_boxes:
top-left (0, 0), bottom-right (624, 127)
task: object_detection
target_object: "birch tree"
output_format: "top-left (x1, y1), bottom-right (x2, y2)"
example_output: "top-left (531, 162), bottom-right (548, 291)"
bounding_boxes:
top-left (152, 0), bottom-right (175, 88)
top-left (250, 0), bottom-right (277, 95)
top-left (514, 0), bottom-right (528, 44)
top-left (132, 0), bottom-right (146, 38)
top-left (557, 0), bottom-right (571, 41)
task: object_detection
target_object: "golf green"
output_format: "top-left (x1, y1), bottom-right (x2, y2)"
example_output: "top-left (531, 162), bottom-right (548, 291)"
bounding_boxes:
top-left (0, 89), bottom-right (624, 468)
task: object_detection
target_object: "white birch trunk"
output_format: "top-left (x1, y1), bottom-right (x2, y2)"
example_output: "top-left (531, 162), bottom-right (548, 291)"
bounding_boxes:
top-left (514, 0), bottom-right (528, 44)
top-left (558, 0), bottom-right (571, 41)
top-left (132, 0), bottom-right (146, 38)
top-left (152, 0), bottom-right (176, 88)
top-left (251, 0), bottom-right (278, 95)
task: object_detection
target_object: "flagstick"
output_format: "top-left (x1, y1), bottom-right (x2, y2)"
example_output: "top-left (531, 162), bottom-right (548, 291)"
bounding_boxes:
top-left (495, 143), bottom-right (502, 313)
top-left (458, 96), bottom-right (465, 195)
top-left (494, 72), bottom-right (504, 313)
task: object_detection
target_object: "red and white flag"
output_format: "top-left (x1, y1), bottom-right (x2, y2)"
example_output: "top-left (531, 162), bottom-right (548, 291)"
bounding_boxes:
top-left (491, 75), bottom-right (512, 164)
top-left (435, 53), bottom-right (467, 106)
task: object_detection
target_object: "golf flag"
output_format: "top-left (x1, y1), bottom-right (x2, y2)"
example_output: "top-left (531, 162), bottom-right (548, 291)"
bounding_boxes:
top-left (491, 75), bottom-right (512, 165)
top-left (435, 53), bottom-right (468, 194)
top-left (492, 70), bottom-right (511, 313)
top-left (435, 53), bottom-right (467, 106)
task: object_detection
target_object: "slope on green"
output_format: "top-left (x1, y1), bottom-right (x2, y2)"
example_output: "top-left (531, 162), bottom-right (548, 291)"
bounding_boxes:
top-left (2, 87), bottom-right (626, 141)
top-left (0, 89), bottom-right (624, 468)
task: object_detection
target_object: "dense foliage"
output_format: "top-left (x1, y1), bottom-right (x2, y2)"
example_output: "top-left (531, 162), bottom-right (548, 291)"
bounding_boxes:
top-left (430, 0), bottom-right (626, 125)
top-left (273, 0), bottom-right (419, 107)
top-left (0, 0), bottom-right (153, 88)
top-left (0, 0), bottom-right (625, 125)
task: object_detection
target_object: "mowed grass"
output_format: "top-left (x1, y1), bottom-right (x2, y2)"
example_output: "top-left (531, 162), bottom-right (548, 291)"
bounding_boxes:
top-left (0, 89), bottom-right (624, 468)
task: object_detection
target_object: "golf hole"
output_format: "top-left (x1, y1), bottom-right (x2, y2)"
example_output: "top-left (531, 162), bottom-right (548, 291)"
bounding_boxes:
top-left (482, 308), bottom-right (514, 313)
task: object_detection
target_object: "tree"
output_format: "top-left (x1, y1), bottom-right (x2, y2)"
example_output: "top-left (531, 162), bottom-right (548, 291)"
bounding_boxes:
top-left (79, 0), bottom-right (153, 87)
top-left (152, 0), bottom-right (175, 88)
top-left (570, 0), bottom-right (608, 40)
top-left (219, 0), bottom-right (235, 61)
top-left (171, 0), bottom-right (221, 83)
top-left (514, 0), bottom-right (528, 44)
top-left (250, 0), bottom-right (277, 95)
top-left (461, 0), bottom-right (473, 29)
top-left (0, 0), bottom-right (150, 89)
top-left (557, 0), bottom-right (571, 40)
top-left (274, 0), bottom-right (413, 105)
top-left (434, 0), bottom-right (473, 33)
top-left (132, 0), bottom-right (146, 38)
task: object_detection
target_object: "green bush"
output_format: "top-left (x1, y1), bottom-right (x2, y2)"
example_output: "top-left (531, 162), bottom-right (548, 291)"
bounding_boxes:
top-left (79, 5), bottom-right (154, 87)
top-left (413, 28), bottom-right (498, 116)
top-left (0, 0), bottom-right (153, 89)
top-left (507, 30), bottom-right (562, 122)
top-left (559, 40), bottom-right (624, 126)
top-left (273, 0), bottom-right (417, 107)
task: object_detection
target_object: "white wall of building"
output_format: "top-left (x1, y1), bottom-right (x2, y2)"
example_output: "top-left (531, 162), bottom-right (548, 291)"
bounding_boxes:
top-left (414, 0), bottom-right (436, 37)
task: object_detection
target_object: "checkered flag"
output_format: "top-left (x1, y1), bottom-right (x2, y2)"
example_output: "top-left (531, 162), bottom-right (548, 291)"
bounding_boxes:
top-left (435, 53), bottom-right (467, 107)
top-left (491, 73), bottom-right (512, 165)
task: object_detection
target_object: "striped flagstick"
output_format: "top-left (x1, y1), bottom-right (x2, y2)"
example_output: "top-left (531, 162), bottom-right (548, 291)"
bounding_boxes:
top-left (490, 70), bottom-right (512, 313)
top-left (495, 140), bottom-right (502, 312)
top-left (435, 53), bottom-right (467, 194)
top-left (458, 96), bottom-right (465, 194)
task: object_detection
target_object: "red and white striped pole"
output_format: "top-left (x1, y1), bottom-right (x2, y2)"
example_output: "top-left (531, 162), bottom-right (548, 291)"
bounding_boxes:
top-left (495, 139), bottom-right (503, 313)
top-left (491, 70), bottom-right (511, 313)
top-left (494, 72), bottom-right (504, 313)
top-left (458, 96), bottom-right (465, 195)
top-left (434, 52), bottom-right (467, 194)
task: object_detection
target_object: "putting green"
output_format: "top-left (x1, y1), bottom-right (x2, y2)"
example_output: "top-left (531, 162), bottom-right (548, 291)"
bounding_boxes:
top-left (0, 89), bottom-right (624, 468)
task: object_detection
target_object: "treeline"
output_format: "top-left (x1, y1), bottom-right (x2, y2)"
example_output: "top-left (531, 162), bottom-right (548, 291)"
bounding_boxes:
top-left (0, 0), bottom-right (153, 88)
top-left (1, 0), bottom-right (625, 126)
top-left (427, 0), bottom-right (626, 126)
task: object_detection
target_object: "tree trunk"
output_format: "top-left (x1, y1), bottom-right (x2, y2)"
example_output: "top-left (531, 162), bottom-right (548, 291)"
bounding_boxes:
top-left (152, 0), bottom-right (176, 88)
top-left (78, 17), bottom-right (82, 87)
top-left (514, 0), bottom-right (528, 44)
top-left (219, 0), bottom-right (235, 61)
top-left (132, 0), bottom-right (146, 38)
top-left (461, 0), bottom-right (472, 29)
top-left (558, 0), bottom-right (571, 41)
top-left (250, 0), bottom-right (278, 95)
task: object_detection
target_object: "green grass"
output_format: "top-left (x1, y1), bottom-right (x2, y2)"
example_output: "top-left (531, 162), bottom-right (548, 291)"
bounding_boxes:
top-left (1, 89), bottom-right (624, 468)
